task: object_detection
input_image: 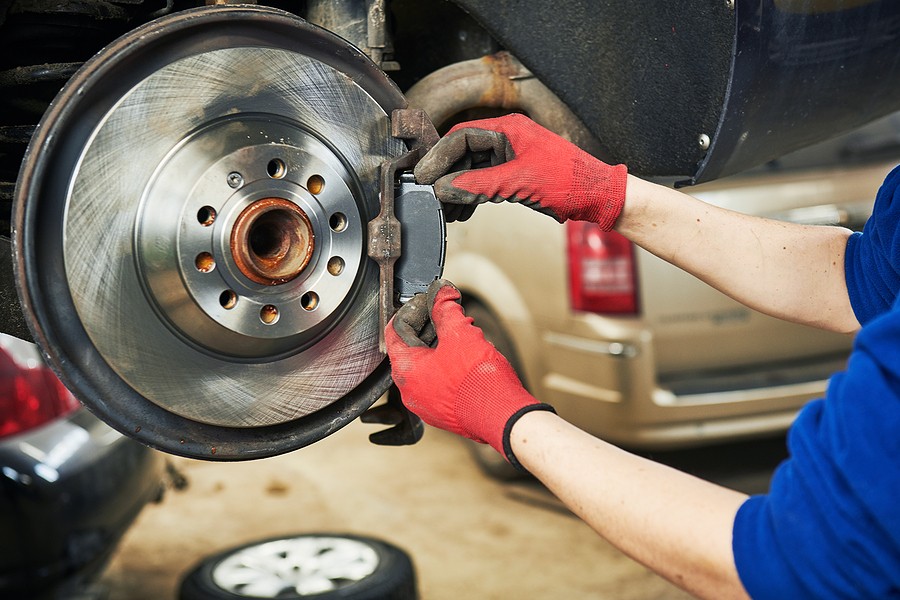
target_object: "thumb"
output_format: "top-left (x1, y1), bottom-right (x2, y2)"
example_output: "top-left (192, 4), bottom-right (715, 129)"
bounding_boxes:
top-left (428, 285), bottom-right (471, 341)
top-left (448, 158), bottom-right (532, 203)
top-left (432, 171), bottom-right (480, 205)
top-left (384, 315), bottom-right (411, 355)
top-left (388, 293), bottom-right (431, 348)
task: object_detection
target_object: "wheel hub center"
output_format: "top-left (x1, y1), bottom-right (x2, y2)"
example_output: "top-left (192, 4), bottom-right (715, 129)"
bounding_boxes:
top-left (232, 197), bottom-right (315, 285)
top-left (135, 114), bottom-right (368, 359)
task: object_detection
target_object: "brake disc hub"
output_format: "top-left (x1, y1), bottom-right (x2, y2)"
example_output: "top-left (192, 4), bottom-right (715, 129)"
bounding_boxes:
top-left (136, 115), bottom-right (366, 358)
top-left (231, 198), bottom-right (315, 286)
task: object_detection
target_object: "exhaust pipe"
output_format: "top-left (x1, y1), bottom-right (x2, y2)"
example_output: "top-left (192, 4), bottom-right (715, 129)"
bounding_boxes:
top-left (405, 52), bottom-right (606, 159)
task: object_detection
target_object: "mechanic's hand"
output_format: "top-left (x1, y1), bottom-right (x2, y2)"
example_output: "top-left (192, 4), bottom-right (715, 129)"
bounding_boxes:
top-left (386, 279), bottom-right (554, 468)
top-left (414, 113), bottom-right (628, 226)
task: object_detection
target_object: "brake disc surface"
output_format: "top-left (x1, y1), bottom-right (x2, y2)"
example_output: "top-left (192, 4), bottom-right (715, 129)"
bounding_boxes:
top-left (14, 6), bottom-right (409, 459)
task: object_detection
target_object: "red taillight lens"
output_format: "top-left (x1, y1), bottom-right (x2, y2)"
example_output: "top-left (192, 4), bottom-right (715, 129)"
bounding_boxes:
top-left (0, 348), bottom-right (80, 439)
top-left (567, 221), bottom-right (639, 315)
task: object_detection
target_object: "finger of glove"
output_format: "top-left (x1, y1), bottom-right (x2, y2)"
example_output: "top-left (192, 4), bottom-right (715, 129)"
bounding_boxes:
top-left (446, 113), bottom-right (534, 139)
top-left (460, 205), bottom-right (477, 221)
top-left (428, 284), bottom-right (481, 345)
top-left (384, 317), bottom-right (416, 362)
top-left (410, 281), bottom-right (444, 347)
top-left (426, 278), bottom-right (461, 309)
top-left (447, 150), bottom-right (494, 174)
top-left (419, 320), bottom-right (437, 347)
top-left (414, 128), bottom-right (514, 185)
top-left (439, 201), bottom-right (477, 223)
top-left (433, 158), bottom-right (537, 207)
top-left (441, 202), bottom-right (468, 223)
top-left (432, 172), bottom-right (482, 207)
top-left (384, 323), bottom-right (431, 391)
top-left (519, 198), bottom-right (565, 223)
top-left (446, 159), bottom-right (535, 205)
top-left (389, 293), bottom-right (431, 348)
top-left (384, 317), bottom-right (408, 354)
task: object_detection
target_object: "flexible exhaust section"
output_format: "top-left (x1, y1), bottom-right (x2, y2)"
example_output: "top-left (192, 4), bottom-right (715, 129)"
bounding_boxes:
top-left (405, 52), bottom-right (605, 159)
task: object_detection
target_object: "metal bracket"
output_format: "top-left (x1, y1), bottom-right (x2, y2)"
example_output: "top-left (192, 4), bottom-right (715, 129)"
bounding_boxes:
top-left (367, 108), bottom-right (439, 353)
top-left (363, 107), bottom-right (439, 446)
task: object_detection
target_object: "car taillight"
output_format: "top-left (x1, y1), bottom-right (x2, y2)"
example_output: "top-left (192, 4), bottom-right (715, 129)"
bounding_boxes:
top-left (567, 221), bottom-right (639, 315)
top-left (0, 347), bottom-right (80, 439)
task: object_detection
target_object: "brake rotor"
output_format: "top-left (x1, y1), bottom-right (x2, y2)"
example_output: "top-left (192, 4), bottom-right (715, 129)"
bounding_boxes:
top-left (13, 6), bottom-right (414, 460)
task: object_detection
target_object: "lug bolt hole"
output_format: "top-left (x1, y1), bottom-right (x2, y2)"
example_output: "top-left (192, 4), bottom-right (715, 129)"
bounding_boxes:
top-left (301, 292), bottom-right (319, 311)
top-left (195, 252), bottom-right (215, 273)
top-left (327, 256), bottom-right (344, 276)
top-left (260, 304), bottom-right (279, 324)
top-left (197, 206), bottom-right (217, 226)
top-left (329, 212), bottom-right (347, 232)
top-left (307, 174), bottom-right (325, 195)
top-left (267, 158), bottom-right (287, 179)
top-left (219, 290), bottom-right (237, 309)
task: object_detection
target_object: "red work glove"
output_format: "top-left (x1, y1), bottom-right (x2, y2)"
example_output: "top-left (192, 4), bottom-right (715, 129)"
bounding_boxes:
top-left (385, 279), bottom-right (554, 470)
top-left (414, 113), bottom-right (628, 226)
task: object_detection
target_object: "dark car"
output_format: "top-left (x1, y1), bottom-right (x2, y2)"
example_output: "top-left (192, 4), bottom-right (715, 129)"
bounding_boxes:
top-left (0, 333), bottom-right (165, 599)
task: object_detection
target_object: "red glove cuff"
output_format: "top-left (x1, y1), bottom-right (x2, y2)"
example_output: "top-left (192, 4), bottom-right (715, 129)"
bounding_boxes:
top-left (501, 403), bottom-right (557, 472)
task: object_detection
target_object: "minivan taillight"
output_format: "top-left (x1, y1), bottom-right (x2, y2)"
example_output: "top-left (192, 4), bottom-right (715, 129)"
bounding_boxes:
top-left (0, 348), bottom-right (79, 439)
top-left (567, 221), bottom-right (639, 315)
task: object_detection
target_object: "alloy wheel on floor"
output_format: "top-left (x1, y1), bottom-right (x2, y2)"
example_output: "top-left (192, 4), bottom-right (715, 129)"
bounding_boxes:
top-left (179, 534), bottom-right (417, 600)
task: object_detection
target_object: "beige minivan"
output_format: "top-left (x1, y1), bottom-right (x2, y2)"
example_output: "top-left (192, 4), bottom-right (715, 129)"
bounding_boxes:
top-left (439, 114), bottom-right (900, 474)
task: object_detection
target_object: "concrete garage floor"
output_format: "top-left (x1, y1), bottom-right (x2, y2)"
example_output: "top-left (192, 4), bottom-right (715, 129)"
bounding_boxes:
top-left (99, 419), bottom-right (785, 599)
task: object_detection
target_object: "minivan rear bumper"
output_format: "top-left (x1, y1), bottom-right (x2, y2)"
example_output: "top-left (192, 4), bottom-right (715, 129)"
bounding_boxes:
top-left (535, 328), bottom-right (831, 450)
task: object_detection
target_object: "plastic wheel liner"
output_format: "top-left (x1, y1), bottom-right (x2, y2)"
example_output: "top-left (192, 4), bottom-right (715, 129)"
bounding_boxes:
top-left (13, 5), bottom-right (419, 460)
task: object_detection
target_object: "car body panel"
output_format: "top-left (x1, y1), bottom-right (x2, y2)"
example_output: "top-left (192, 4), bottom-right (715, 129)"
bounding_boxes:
top-left (643, 161), bottom-right (894, 375)
top-left (0, 408), bottom-right (165, 597)
top-left (452, 0), bottom-right (900, 182)
top-left (0, 332), bottom-right (165, 598)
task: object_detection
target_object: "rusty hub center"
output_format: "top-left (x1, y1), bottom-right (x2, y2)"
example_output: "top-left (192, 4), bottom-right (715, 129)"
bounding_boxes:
top-left (231, 198), bottom-right (314, 285)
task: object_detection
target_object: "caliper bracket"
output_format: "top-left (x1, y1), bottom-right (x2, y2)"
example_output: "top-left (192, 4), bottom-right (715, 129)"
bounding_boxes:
top-left (363, 108), bottom-right (440, 446)
top-left (367, 108), bottom-right (440, 351)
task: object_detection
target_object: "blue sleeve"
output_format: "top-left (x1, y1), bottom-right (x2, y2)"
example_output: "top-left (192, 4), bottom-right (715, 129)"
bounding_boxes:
top-left (732, 303), bottom-right (900, 598)
top-left (844, 164), bottom-right (900, 325)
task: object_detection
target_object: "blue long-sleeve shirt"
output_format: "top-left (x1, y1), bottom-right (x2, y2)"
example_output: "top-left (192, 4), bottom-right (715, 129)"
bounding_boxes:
top-left (732, 164), bottom-right (900, 598)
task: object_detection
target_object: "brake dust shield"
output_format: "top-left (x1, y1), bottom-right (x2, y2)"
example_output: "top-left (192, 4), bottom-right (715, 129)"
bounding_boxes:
top-left (13, 6), bottom-right (415, 460)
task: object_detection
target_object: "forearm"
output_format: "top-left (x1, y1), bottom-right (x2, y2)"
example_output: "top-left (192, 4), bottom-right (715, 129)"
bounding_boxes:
top-left (511, 410), bottom-right (750, 600)
top-left (617, 176), bottom-right (859, 333)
